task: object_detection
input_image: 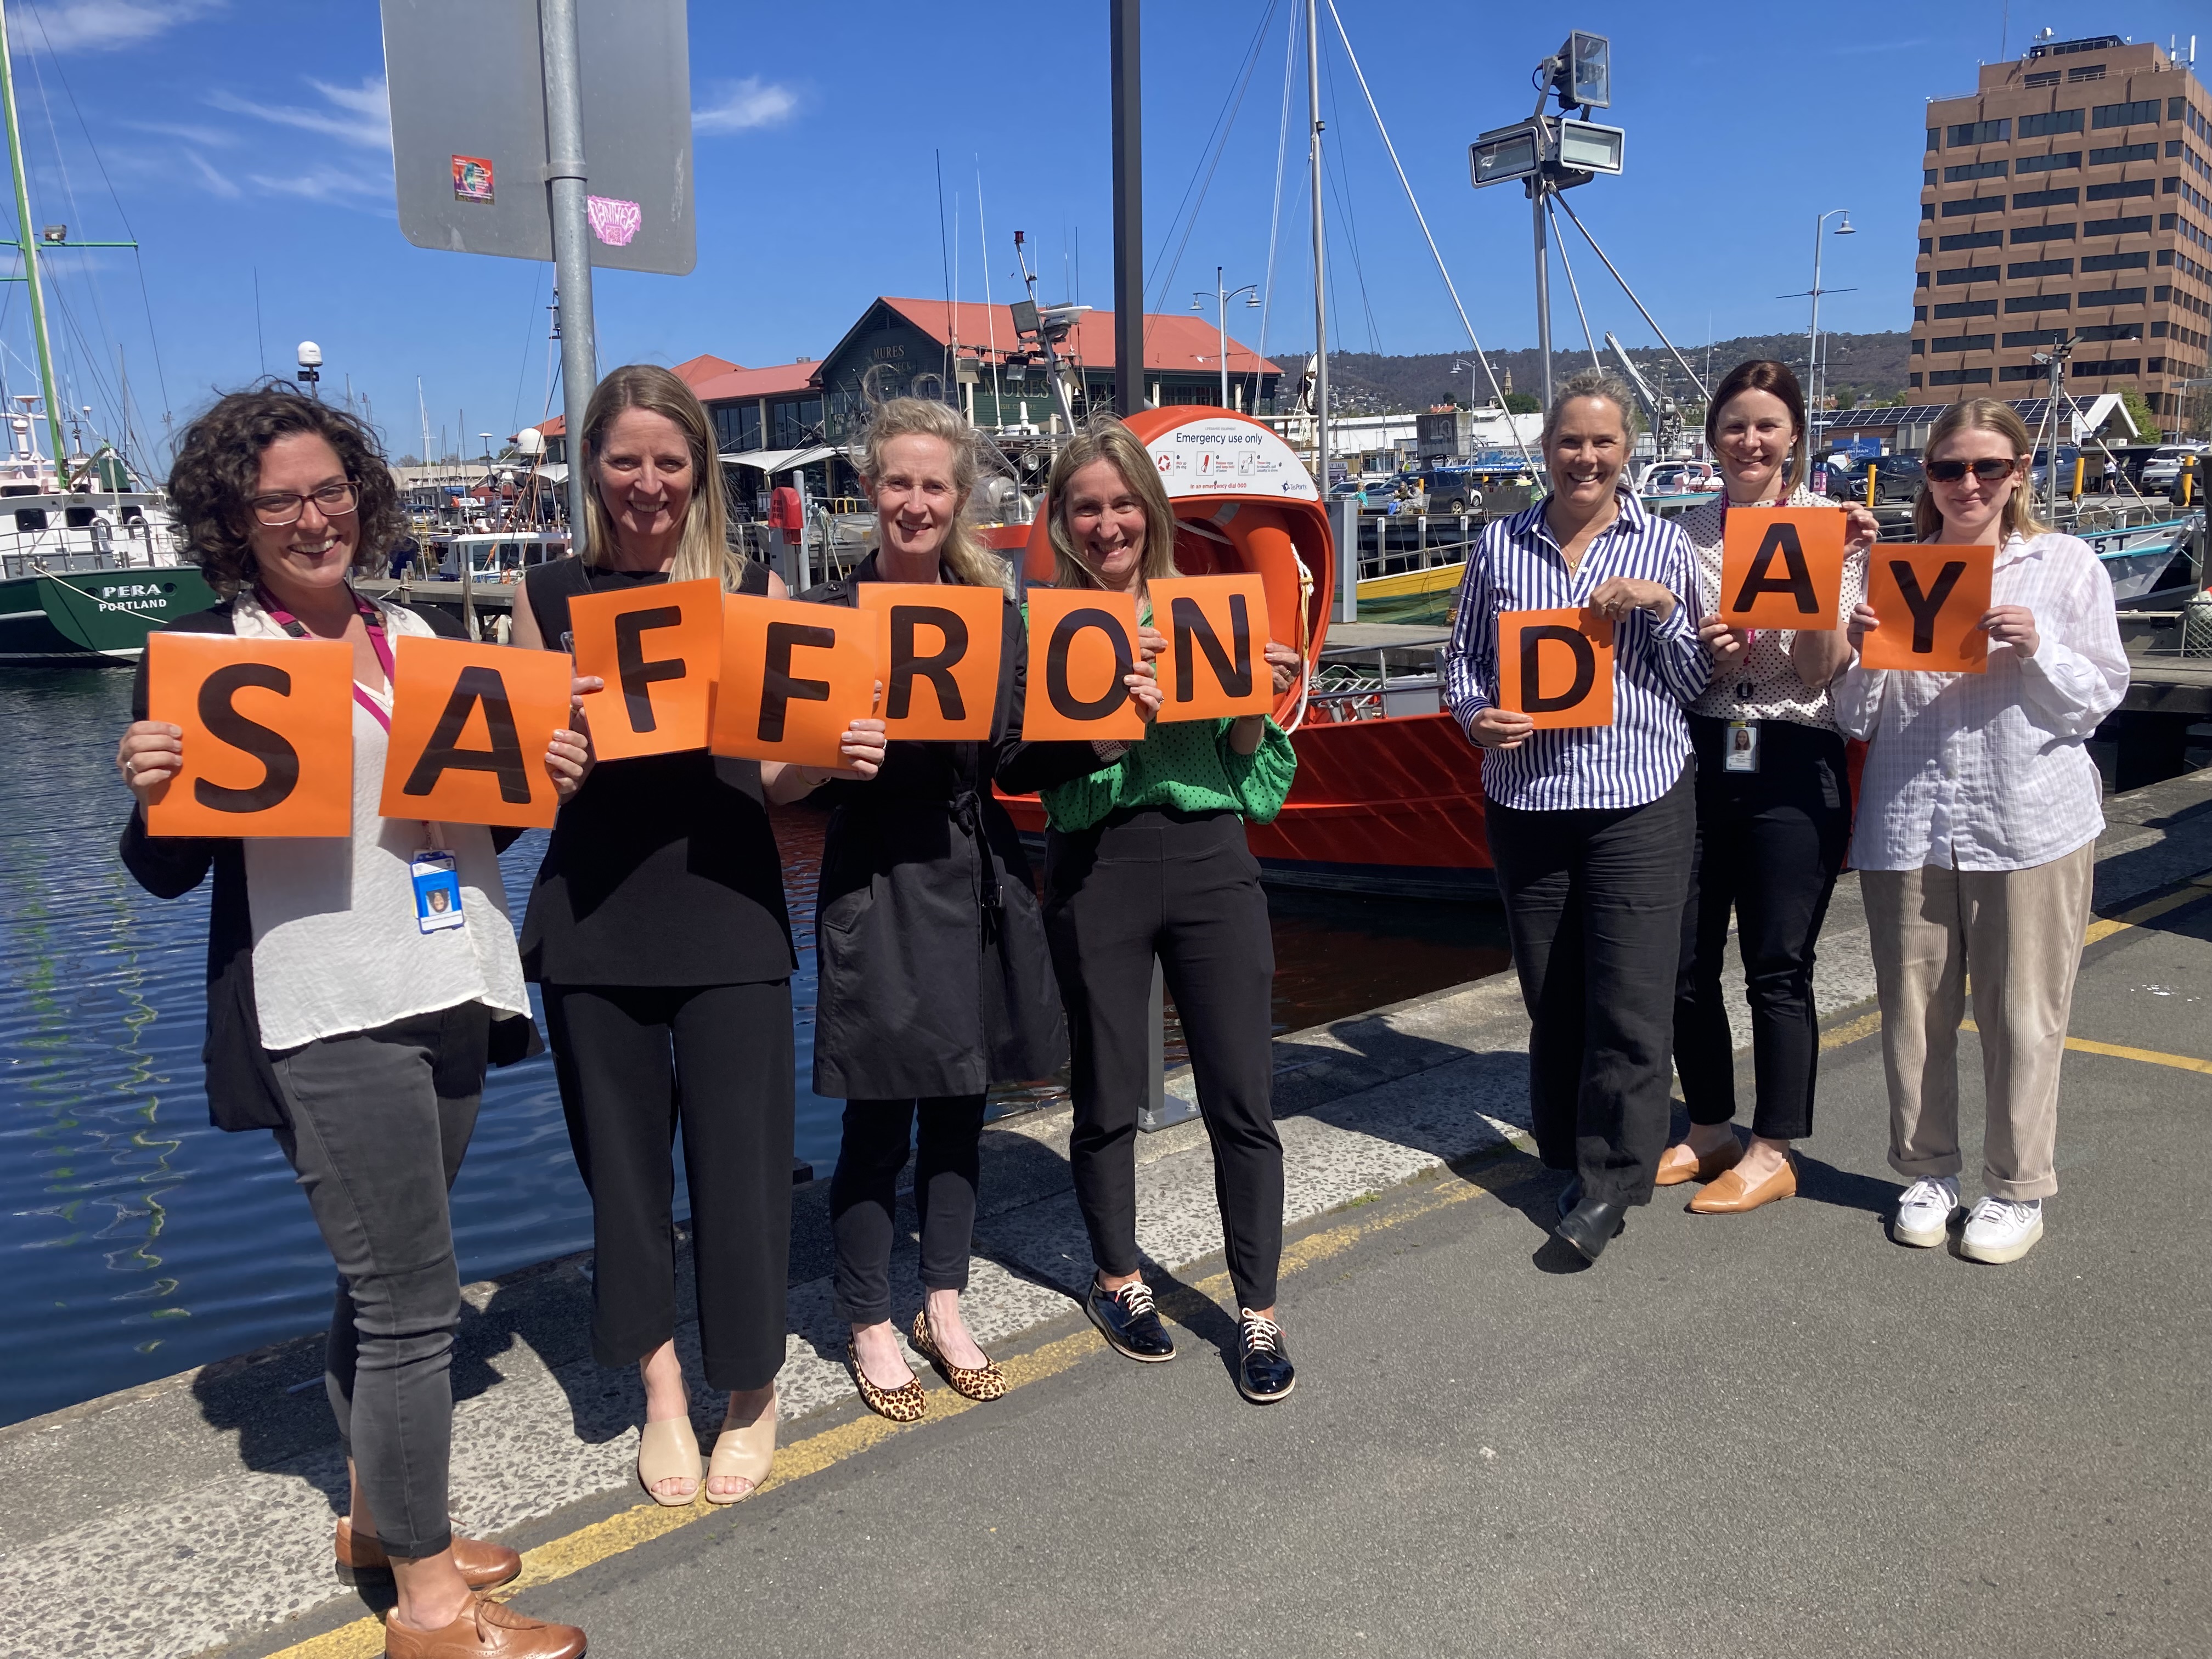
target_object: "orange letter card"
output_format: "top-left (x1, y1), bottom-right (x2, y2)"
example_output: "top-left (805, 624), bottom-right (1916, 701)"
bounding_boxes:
top-left (1022, 587), bottom-right (1146, 742)
top-left (855, 583), bottom-right (1005, 741)
top-left (1719, 507), bottom-right (1846, 631)
top-left (1497, 608), bottom-right (1616, 730)
top-left (569, 576), bottom-right (721, 759)
top-left (1148, 573), bottom-right (1277, 721)
top-left (145, 631), bottom-right (354, 837)
top-left (710, 594), bottom-right (880, 768)
top-left (379, 636), bottom-right (573, 828)
top-left (1861, 544), bottom-right (1995, 674)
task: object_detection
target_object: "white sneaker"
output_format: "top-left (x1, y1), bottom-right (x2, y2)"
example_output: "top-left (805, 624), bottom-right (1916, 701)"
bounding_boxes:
top-left (1960, 1195), bottom-right (2044, 1263)
top-left (1891, 1176), bottom-right (1961, 1248)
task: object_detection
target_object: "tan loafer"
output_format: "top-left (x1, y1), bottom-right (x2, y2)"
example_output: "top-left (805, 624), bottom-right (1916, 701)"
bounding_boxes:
top-left (636, 1417), bottom-right (701, 1507)
top-left (383, 1594), bottom-right (584, 1658)
top-left (335, 1516), bottom-right (519, 1590)
top-left (706, 1388), bottom-right (776, 1505)
top-left (1655, 1137), bottom-right (1744, 1186)
top-left (1688, 1156), bottom-right (1797, 1214)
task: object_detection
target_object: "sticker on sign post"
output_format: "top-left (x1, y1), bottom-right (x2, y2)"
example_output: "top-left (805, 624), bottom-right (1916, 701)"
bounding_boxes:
top-left (854, 583), bottom-right (1005, 740)
top-left (1719, 507), bottom-right (1846, 630)
top-left (1861, 544), bottom-right (1995, 674)
top-left (145, 632), bottom-right (354, 837)
top-left (1497, 607), bottom-right (1616, 729)
top-left (1022, 588), bottom-right (1146, 742)
top-left (710, 594), bottom-right (880, 766)
top-left (1147, 573), bottom-right (1277, 721)
top-left (569, 577), bottom-right (721, 759)
top-left (379, 636), bottom-right (572, 828)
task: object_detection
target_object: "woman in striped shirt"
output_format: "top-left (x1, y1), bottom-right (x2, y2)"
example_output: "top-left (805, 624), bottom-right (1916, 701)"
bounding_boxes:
top-left (1444, 370), bottom-right (1710, 1263)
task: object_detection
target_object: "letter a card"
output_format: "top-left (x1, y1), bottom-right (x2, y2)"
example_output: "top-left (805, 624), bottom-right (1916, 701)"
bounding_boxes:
top-left (568, 576), bottom-right (721, 759)
top-left (1148, 573), bottom-right (1276, 721)
top-left (1862, 544), bottom-right (1993, 674)
top-left (855, 583), bottom-right (1004, 740)
top-left (710, 594), bottom-right (879, 767)
top-left (1023, 587), bottom-right (1146, 742)
top-left (145, 631), bottom-right (353, 838)
top-left (380, 636), bottom-right (572, 828)
top-left (1497, 607), bottom-right (1615, 730)
top-left (1720, 507), bottom-right (1846, 630)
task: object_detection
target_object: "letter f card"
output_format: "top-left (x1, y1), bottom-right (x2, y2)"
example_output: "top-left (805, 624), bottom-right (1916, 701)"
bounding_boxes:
top-left (711, 594), bottom-right (879, 766)
top-left (1498, 607), bottom-right (1615, 730)
top-left (569, 577), bottom-right (721, 759)
top-left (1720, 507), bottom-right (1845, 630)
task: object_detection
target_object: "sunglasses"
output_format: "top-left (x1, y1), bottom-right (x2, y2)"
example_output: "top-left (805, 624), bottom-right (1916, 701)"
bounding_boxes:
top-left (1925, 458), bottom-right (2018, 484)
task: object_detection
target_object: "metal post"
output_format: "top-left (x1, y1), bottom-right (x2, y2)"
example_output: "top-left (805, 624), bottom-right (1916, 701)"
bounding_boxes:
top-left (1532, 181), bottom-right (1554, 411)
top-left (540, 0), bottom-right (598, 545)
top-left (0, 0), bottom-right (66, 472)
top-left (1334, 493), bottom-right (1357, 622)
top-left (1217, 266), bottom-right (1229, 410)
top-left (1110, 0), bottom-right (1144, 418)
top-left (1807, 211), bottom-right (1824, 421)
top-left (1306, 0), bottom-right (1328, 493)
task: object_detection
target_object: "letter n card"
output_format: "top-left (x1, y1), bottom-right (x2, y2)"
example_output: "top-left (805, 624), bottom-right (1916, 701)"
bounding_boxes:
top-left (1861, 544), bottom-right (1994, 674)
top-left (569, 576), bottom-right (720, 759)
top-left (380, 636), bottom-right (572, 828)
top-left (1720, 507), bottom-right (1846, 630)
top-left (710, 594), bottom-right (879, 767)
top-left (855, 583), bottom-right (1004, 740)
top-left (1148, 573), bottom-right (1275, 721)
top-left (1022, 588), bottom-right (1145, 742)
top-left (1497, 608), bottom-right (1615, 729)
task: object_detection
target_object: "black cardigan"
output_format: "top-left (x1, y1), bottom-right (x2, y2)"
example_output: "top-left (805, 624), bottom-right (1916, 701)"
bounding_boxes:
top-left (117, 600), bottom-right (537, 1132)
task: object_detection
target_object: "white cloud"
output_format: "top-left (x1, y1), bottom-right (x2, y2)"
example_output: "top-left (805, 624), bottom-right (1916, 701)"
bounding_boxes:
top-left (180, 149), bottom-right (239, 198)
top-left (693, 76), bottom-right (798, 134)
top-left (6, 0), bottom-right (222, 54)
top-left (244, 161), bottom-right (391, 204)
top-left (209, 75), bottom-right (391, 153)
top-left (122, 119), bottom-right (238, 148)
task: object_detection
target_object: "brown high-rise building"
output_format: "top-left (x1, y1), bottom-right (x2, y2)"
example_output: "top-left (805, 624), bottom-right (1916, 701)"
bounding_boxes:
top-left (1912, 34), bottom-right (2209, 436)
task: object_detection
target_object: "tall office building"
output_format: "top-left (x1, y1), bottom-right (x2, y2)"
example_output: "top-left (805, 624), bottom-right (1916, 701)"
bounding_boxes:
top-left (1912, 34), bottom-right (2209, 435)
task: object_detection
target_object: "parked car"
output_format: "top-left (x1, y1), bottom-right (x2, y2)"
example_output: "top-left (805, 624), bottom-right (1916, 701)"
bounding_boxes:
top-left (2028, 445), bottom-right (2085, 494)
top-left (1636, 460), bottom-right (1722, 498)
top-left (2142, 445), bottom-right (2200, 492)
top-left (1414, 466), bottom-right (1487, 515)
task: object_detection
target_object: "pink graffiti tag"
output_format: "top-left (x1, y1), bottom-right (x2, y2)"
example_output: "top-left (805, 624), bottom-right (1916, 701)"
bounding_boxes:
top-left (586, 196), bottom-right (642, 247)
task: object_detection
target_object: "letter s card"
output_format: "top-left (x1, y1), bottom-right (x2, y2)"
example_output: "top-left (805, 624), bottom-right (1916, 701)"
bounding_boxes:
top-left (145, 631), bottom-right (353, 838)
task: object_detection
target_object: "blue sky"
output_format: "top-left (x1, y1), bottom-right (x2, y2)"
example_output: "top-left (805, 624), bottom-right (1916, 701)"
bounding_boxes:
top-left (4, 0), bottom-right (2207, 466)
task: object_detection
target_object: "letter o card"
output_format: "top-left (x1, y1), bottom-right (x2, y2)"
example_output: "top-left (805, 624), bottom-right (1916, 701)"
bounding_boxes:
top-left (1149, 573), bottom-right (1276, 721)
top-left (1023, 587), bottom-right (1145, 742)
top-left (569, 576), bottom-right (720, 759)
top-left (1720, 507), bottom-right (1846, 631)
top-left (710, 594), bottom-right (879, 766)
top-left (856, 583), bottom-right (1005, 740)
top-left (1498, 608), bottom-right (1616, 729)
top-left (380, 636), bottom-right (572, 828)
top-left (146, 631), bottom-right (353, 838)
top-left (1861, 544), bottom-right (1993, 674)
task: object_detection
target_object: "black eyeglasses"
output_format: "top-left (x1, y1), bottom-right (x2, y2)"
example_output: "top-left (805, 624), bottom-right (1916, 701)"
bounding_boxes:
top-left (249, 480), bottom-right (360, 526)
top-left (1925, 458), bottom-right (2018, 484)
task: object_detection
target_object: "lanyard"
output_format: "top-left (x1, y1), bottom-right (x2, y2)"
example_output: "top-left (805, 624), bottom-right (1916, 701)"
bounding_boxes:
top-left (256, 584), bottom-right (397, 731)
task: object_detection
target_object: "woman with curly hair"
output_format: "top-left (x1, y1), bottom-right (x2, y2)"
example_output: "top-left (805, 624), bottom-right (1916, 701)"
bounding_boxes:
top-left (114, 385), bottom-right (589, 1659)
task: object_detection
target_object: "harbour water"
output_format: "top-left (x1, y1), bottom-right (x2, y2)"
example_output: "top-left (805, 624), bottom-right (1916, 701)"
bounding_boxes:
top-left (0, 667), bottom-right (1509, 1426)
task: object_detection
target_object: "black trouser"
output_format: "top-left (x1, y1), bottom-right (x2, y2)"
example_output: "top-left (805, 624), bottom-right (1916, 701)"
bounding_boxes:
top-left (1045, 808), bottom-right (1283, 1312)
top-left (829, 1094), bottom-right (986, 1324)
top-left (1674, 715), bottom-right (1852, 1142)
top-left (1485, 768), bottom-right (1696, 1208)
top-left (541, 981), bottom-right (794, 1392)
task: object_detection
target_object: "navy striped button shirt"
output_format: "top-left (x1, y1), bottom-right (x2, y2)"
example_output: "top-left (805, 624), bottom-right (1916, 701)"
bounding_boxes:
top-left (1443, 490), bottom-right (1711, 812)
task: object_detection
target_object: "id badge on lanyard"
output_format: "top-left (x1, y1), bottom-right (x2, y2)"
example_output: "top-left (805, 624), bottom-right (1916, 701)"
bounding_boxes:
top-left (1724, 719), bottom-right (1760, 773)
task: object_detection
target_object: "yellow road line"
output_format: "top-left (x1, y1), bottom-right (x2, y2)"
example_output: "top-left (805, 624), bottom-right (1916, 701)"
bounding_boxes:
top-left (1957, 1019), bottom-right (2212, 1075)
top-left (264, 1156), bottom-right (1523, 1659)
top-left (1819, 1011), bottom-right (1884, 1051)
top-left (2084, 877), bottom-right (2212, 944)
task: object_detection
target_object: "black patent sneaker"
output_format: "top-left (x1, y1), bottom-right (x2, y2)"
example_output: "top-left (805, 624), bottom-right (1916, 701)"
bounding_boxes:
top-left (1235, 1309), bottom-right (1295, 1403)
top-left (1086, 1278), bottom-right (1176, 1362)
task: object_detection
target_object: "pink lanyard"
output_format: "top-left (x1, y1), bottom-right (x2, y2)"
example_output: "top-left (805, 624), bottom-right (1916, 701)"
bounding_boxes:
top-left (256, 585), bottom-right (397, 730)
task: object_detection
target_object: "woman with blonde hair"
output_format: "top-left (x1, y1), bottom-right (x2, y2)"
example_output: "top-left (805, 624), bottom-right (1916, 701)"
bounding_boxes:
top-left (998, 416), bottom-right (1304, 1403)
top-left (1839, 398), bottom-right (2126, 1263)
top-left (512, 365), bottom-right (870, 1505)
top-left (775, 397), bottom-right (1062, 1420)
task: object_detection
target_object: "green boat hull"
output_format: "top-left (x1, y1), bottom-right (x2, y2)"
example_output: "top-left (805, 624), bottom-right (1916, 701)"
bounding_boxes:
top-left (0, 567), bottom-right (220, 664)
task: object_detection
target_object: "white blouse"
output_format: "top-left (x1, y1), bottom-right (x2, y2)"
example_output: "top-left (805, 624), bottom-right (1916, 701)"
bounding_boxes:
top-left (233, 594), bottom-right (530, 1049)
top-left (1833, 532), bottom-right (2130, 873)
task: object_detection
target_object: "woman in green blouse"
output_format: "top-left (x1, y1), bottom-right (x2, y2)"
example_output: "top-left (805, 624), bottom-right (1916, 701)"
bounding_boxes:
top-left (998, 417), bottom-right (1301, 1403)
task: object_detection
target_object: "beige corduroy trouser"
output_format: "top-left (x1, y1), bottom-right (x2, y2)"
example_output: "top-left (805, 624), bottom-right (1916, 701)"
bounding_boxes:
top-left (1860, 842), bottom-right (2096, 1201)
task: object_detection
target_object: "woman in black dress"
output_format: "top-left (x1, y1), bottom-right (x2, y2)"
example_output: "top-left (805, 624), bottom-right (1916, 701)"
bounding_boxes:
top-left (776, 397), bottom-right (1064, 1420)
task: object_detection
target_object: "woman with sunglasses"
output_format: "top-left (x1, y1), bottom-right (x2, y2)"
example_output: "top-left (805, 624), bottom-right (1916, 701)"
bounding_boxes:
top-left (1839, 398), bottom-right (2128, 1263)
top-left (114, 387), bottom-right (588, 1659)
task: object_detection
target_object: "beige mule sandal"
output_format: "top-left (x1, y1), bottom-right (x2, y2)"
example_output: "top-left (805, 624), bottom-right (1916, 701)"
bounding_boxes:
top-left (636, 1417), bottom-right (702, 1507)
top-left (705, 1387), bottom-right (777, 1506)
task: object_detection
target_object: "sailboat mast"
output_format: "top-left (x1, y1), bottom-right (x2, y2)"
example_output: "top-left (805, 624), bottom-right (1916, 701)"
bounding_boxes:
top-left (1306, 0), bottom-right (1327, 491)
top-left (0, 0), bottom-right (66, 477)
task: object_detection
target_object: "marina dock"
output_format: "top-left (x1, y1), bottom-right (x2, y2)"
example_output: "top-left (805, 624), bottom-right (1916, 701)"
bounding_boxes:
top-left (4, 768), bottom-right (2207, 1659)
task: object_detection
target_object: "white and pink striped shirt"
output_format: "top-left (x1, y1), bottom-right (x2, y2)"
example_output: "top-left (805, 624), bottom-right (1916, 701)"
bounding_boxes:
top-left (1835, 531), bottom-right (2129, 872)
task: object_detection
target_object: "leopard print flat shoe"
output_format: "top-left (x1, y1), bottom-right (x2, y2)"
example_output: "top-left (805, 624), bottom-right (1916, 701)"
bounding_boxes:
top-left (847, 1340), bottom-right (927, 1423)
top-left (910, 1310), bottom-right (1008, 1402)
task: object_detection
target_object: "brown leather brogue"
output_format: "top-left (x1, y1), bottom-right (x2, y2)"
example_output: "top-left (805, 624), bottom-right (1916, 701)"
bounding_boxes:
top-left (382, 1595), bottom-right (585, 1659)
top-left (335, 1516), bottom-right (521, 1591)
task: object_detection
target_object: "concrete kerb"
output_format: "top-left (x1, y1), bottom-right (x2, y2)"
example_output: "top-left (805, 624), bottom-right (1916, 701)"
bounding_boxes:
top-left (5, 766), bottom-right (2211, 1659)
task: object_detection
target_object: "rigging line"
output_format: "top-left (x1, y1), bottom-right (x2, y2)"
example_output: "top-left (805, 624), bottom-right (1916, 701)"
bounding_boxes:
top-left (509, 263), bottom-right (544, 445)
top-left (1321, 0), bottom-right (1533, 472)
top-left (1544, 196), bottom-right (1602, 374)
top-left (976, 161), bottom-right (1002, 422)
top-left (1141, 0), bottom-right (1274, 300)
top-left (1547, 191), bottom-right (1712, 402)
top-left (934, 150), bottom-right (953, 390)
top-left (1319, 35), bottom-right (1380, 355)
top-left (1257, 0), bottom-right (1297, 375)
top-left (21, 18), bottom-right (125, 448)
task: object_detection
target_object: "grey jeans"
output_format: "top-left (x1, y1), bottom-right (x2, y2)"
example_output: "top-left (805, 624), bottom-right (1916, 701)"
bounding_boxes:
top-left (271, 1001), bottom-right (489, 1560)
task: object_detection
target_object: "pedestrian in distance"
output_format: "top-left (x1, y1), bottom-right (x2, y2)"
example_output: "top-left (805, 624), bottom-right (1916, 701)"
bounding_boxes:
top-left (1664, 360), bottom-right (1881, 1214)
top-left (998, 415), bottom-right (1304, 1403)
top-left (114, 386), bottom-right (588, 1659)
top-left (781, 398), bottom-right (1065, 1421)
top-left (1444, 369), bottom-right (1711, 1264)
top-left (511, 365), bottom-right (818, 1507)
top-left (1839, 398), bottom-right (2128, 1263)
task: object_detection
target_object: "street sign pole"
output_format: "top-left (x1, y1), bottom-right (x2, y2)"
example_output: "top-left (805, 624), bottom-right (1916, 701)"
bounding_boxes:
top-left (539, 0), bottom-right (597, 543)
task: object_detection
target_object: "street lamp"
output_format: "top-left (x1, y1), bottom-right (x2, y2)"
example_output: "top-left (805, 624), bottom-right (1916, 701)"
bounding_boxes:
top-left (1193, 266), bottom-right (1262, 411)
top-left (1781, 211), bottom-right (1854, 438)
